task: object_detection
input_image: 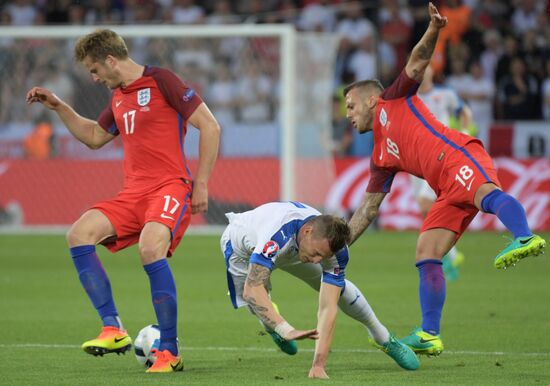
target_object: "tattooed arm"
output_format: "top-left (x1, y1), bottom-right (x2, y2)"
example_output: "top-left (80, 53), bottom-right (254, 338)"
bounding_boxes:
top-left (348, 192), bottom-right (387, 245)
top-left (405, 2), bottom-right (448, 82)
top-left (243, 263), bottom-right (319, 341)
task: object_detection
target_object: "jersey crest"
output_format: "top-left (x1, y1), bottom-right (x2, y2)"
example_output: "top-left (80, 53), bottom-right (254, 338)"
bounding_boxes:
top-left (261, 240), bottom-right (280, 259)
top-left (182, 88), bottom-right (196, 102)
top-left (137, 88), bottom-right (151, 106)
top-left (380, 108), bottom-right (388, 127)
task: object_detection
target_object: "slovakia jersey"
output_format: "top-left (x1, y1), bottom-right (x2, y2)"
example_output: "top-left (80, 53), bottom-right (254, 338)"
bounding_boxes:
top-left (367, 70), bottom-right (482, 195)
top-left (225, 201), bottom-right (349, 287)
top-left (98, 66), bottom-right (203, 192)
top-left (418, 85), bottom-right (464, 127)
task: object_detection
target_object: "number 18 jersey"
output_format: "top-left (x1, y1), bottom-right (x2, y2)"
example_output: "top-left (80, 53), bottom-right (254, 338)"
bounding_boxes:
top-left (367, 70), bottom-right (483, 195)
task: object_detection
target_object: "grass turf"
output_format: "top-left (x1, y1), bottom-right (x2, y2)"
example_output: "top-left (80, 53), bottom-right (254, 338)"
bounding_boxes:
top-left (0, 231), bottom-right (549, 385)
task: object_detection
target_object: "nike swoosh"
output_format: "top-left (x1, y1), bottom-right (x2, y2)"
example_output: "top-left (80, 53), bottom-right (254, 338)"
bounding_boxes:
top-left (115, 101), bottom-right (122, 107)
top-left (160, 213), bottom-right (174, 220)
top-left (520, 236), bottom-right (535, 245)
top-left (170, 361), bottom-right (182, 371)
top-left (419, 337), bottom-right (439, 343)
top-left (114, 337), bottom-right (127, 343)
top-left (350, 294), bottom-right (360, 305)
top-left (379, 150), bottom-right (383, 160)
top-left (466, 177), bottom-right (475, 191)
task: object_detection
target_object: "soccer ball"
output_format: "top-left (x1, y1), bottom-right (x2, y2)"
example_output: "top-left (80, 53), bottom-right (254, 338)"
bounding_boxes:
top-left (134, 324), bottom-right (160, 368)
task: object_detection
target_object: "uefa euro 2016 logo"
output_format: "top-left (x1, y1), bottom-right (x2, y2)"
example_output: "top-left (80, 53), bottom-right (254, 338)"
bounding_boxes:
top-left (261, 240), bottom-right (279, 259)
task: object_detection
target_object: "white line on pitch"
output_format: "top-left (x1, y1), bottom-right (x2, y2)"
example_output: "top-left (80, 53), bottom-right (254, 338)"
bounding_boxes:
top-left (1, 344), bottom-right (549, 357)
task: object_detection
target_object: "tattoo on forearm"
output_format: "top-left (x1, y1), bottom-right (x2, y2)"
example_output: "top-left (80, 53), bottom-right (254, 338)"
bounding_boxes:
top-left (246, 296), bottom-right (278, 330)
top-left (245, 264), bottom-right (278, 330)
top-left (246, 264), bottom-right (270, 287)
top-left (349, 193), bottom-right (385, 244)
top-left (416, 32), bottom-right (437, 61)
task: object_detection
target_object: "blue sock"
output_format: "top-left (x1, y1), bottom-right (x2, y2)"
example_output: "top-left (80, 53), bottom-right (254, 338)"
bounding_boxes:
top-left (417, 259), bottom-right (445, 336)
top-left (144, 259), bottom-right (178, 356)
top-left (481, 190), bottom-right (532, 238)
top-left (70, 245), bottom-right (119, 328)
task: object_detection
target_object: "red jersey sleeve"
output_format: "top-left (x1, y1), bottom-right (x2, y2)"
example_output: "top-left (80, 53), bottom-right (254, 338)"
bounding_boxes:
top-left (381, 69), bottom-right (420, 100)
top-left (97, 95), bottom-right (119, 135)
top-left (366, 157), bottom-right (396, 193)
top-left (146, 66), bottom-right (203, 120)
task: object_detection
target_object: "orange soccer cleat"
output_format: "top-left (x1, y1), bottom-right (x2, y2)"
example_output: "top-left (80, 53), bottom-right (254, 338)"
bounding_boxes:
top-left (146, 349), bottom-right (184, 373)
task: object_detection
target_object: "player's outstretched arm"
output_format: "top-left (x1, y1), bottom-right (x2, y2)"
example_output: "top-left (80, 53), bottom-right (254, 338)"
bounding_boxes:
top-left (405, 2), bottom-right (448, 82)
top-left (243, 264), bottom-right (318, 341)
top-left (348, 192), bottom-right (387, 245)
top-left (188, 103), bottom-right (221, 214)
top-left (308, 282), bottom-right (341, 379)
top-left (26, 86), bottom-right (114, 149)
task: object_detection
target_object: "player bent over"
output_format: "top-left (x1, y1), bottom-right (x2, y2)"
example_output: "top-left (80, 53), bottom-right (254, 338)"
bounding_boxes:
top-left (343, 3), bottom-right (545, 356)
top-left (26, 29), bottom-right (220, 372)
top-left (220, 201), bottom-right (419, 379)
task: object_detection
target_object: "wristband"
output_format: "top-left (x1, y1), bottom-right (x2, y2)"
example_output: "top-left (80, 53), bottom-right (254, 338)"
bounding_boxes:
top-left (274, 321), bottom-right (294, 338)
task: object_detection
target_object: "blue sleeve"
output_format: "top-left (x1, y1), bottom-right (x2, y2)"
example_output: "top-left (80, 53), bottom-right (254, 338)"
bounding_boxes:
top-left (250, 252), bottom-right (274, 270)
top-left (321, 247), bottom-right (349, 287)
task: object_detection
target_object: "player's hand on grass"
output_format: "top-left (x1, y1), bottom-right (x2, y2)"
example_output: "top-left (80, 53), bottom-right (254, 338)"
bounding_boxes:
top-left (26, 87), bottom-right (62, 110)
top-left (428, 2), bottom-right (448, 29)
top-left (308, 366), bottom-right (329, 379)
top-left (285, 328), bottom-right (319, 341)
top-left (191, 181), bottom-right (208, 214)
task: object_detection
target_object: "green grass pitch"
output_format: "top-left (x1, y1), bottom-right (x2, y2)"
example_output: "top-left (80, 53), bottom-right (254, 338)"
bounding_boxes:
top-left (1, 231), bottom-right (549, 385)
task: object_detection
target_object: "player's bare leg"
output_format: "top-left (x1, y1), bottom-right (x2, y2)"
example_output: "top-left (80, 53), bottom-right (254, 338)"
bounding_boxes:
top-left (402, 228), bottom-right (455, 356)
top-left (475, 183), bottom-right (546, 269)
top-left (417, 196), bottom-right (464, 281)
top-left (139, 222), bottom-right (183, 372)
top-left (67, 209), bottom-right (131, 356)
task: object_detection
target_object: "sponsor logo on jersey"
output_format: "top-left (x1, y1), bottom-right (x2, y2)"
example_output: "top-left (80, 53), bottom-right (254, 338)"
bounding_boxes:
top-left (380, 108), bottom-right (387, 127)
top-left (137, 88), bottom-right (151, 106)
top-left (182, 88), bottom-right (195, 102)
top-left (261, 240), bottom-right (279, 259)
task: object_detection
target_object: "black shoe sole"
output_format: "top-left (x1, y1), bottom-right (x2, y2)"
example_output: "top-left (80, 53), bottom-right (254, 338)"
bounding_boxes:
top-left (83, 344), bottom-right (132, 357)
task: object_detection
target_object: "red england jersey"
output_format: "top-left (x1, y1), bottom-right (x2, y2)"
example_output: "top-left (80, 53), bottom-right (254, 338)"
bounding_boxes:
top-left (98, 66), bottom-right (203, 192)
top-left (367, 70), bottom-right (483, 194)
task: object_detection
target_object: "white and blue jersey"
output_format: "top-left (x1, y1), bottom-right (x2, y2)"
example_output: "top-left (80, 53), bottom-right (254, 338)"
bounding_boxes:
top-left (220, 202), bottom-right (349, 308)
top-left (418, 85), bottom-right (464, 128)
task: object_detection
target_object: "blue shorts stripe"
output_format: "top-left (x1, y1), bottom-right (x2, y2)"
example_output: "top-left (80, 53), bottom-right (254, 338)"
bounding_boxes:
top-left (406, 97), bottom-right (491, 182)
top-left (172, 190), bottom-right (191, 237)
top-left (223, 240), bottom-right (238, 309)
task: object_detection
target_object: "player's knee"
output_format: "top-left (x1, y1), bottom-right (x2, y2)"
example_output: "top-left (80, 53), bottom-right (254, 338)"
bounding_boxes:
top-left (139, 243), bottom-right (164, 264)
top-left (416, 243), bottom-right (446, 261)
top-left (66, 222), bottom-right (97, 247)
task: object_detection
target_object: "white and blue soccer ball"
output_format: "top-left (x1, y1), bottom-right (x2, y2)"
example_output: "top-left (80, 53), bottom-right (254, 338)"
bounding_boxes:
top-left (134, 324), bottom-right (160, 368)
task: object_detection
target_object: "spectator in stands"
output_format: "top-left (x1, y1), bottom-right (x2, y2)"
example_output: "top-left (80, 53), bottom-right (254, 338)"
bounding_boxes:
top-left (480, 29), bottom-right (503, 82)
top-left (299, 0), bottom-right (336, 32)
top-left (24, 115), bottom-right (56, 160)
top-left (495, 35), bottom-right (521, 85)
top-left (511, 0), bottom-right (544, 35)
top-left (347, 36), bottom-right (376, 82)
top-left (207, 0), bottom-right (240, 24)
top-left (236, 62), bottom-right (273, 123)
top-left (5, 0), bottom-right (37, 25)
top-left (379, 0), bottom-right (413, 70)
top-left (325, 95), bottom-right (352, 158)
top-left (460, 60), bottom-right (495, 132)
top-left (497, 56), bottom-right (541, 120)
top-left (169, 0), bottom-right (205, 24)
top-left (208, 62), bottom-right (238, 124)
top-left (335, 2), bottom-right (374, 46)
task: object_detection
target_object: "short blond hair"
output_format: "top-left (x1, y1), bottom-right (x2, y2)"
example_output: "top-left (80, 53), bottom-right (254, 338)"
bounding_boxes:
top-left (74, 29), bottom-right (129, 63)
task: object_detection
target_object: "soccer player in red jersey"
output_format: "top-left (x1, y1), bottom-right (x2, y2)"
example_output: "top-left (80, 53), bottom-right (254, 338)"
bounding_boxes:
top-left (26, 30), bottom-right (220, 372)
top-left (343, 3), bottom-right (545, 356)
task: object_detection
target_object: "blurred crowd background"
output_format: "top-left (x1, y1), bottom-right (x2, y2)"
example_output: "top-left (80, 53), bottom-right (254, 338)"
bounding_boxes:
top-left (0, 0), bottom-right (549, 160)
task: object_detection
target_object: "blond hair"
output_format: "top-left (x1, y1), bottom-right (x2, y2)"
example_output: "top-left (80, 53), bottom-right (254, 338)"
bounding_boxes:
top-left (74, 29), bottom-right (129, 63)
